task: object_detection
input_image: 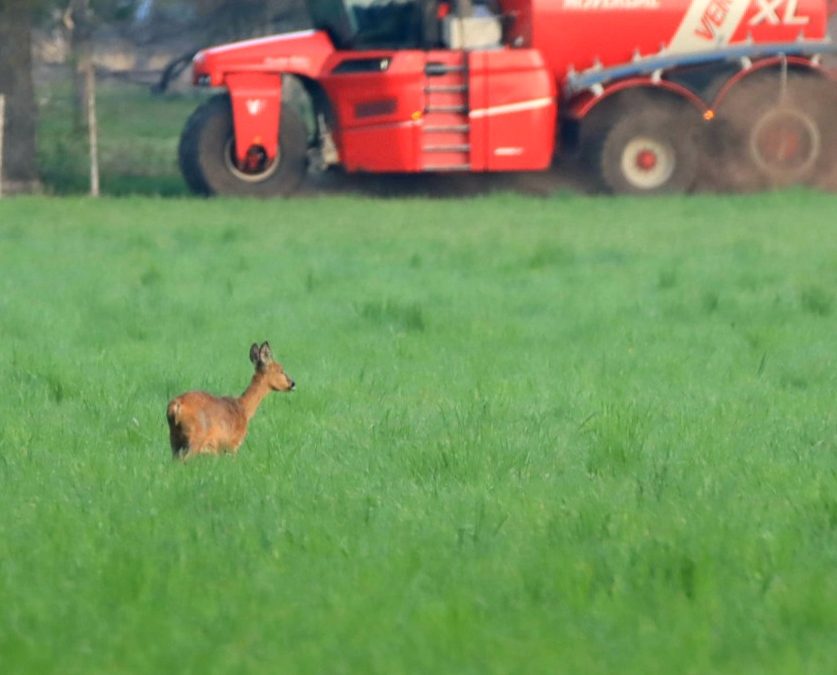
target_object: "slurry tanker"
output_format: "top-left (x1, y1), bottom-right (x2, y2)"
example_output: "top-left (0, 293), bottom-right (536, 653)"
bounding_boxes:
top-left (179, 0), bottom-right (837, 195)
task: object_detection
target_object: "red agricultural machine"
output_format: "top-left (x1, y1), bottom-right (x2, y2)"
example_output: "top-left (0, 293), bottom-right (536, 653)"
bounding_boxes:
top-left (179, 0), bottom-right (837, 196)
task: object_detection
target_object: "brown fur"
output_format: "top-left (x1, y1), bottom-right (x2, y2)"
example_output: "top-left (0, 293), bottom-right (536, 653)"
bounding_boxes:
top-left (166, 342), bottom-right (294, 460)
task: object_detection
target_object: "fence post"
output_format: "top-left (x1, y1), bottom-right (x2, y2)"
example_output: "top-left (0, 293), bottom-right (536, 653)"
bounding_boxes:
top-left (86, 63), bottom-right (100, 197)
top-left (0, 94), bottom-right (5, 199)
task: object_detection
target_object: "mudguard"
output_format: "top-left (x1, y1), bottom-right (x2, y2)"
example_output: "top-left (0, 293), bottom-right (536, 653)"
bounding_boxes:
top-left (192, 30), bottom-right (335, 162)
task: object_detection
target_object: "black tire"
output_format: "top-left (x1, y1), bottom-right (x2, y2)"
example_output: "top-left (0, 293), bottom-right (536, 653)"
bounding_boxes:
top-left (178, 93), bottom-right (308, 197)
top-left (597, 99), bottom-right (699, 195)
top-left (712, 73), bottom-right (837, 191)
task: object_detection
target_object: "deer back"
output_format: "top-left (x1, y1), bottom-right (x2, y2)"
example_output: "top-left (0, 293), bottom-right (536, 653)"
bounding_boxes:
top-left (168, 391), bottom-right (249, 453)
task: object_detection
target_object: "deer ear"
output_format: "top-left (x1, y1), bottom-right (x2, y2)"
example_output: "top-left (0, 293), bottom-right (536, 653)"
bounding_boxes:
top-left (249, 343), bottom-right (260, 365)
top-left (259, 341), bottom-right (274, 364)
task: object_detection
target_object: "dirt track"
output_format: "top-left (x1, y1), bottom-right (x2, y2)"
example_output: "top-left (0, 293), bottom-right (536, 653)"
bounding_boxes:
top-left (301, 158), bottom-right (837, 198)
top-left (299, 161), bottom-right (593, 198)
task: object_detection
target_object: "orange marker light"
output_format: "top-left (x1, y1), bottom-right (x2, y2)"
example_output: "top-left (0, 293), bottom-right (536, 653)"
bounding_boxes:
top-left (703, 110), bottom-right (715, 121)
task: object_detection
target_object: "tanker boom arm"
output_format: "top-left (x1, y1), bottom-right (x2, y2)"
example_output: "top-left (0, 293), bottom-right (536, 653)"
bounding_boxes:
top-left (564, 39), bottom-right (837, 104)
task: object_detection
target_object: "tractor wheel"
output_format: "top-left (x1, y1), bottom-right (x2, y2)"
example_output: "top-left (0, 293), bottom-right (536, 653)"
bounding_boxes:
top-left (712, 74), bottom-right (837, 190)
top-left (178, 93), bottom-right (308, 197)
top-left (597, 101), bottom-right (699, 195)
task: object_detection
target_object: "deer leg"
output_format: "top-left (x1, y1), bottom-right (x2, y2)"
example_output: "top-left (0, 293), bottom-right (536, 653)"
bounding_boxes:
top-left (180, 443), bottom-right (204, 462)
top-left (186, 437), bottom-right (221, 459)
top-left (169, 425), bottom-right (190, 460)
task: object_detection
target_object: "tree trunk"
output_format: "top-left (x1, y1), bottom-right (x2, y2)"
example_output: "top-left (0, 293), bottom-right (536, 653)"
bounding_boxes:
top-left (0, 1), bottom-right (41, 194)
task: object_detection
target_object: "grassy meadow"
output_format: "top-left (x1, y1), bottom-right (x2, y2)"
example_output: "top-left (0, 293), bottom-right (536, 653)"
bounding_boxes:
top-left (0, 191), bottom-right (835, 673)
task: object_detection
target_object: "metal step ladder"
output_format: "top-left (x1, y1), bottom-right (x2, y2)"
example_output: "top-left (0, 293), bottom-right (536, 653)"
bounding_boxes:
top-left (421, 53), bottom-right (470, 172)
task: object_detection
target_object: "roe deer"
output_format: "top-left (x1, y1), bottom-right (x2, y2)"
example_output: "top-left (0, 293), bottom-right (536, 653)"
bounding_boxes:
top-left (166, 341), bottom-right (295, 459)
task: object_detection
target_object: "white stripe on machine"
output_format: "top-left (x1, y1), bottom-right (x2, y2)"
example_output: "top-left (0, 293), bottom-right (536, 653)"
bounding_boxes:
top-left (470, 97), bottom-right (554, 119)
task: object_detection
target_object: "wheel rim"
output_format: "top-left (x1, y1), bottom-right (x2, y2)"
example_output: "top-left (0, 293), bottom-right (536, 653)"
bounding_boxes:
top-left (749, 107), bottom-right (820, 181)
top-left (223, 138), bottom-right (281, 183)
top-left (620, 136), bottom-right (676, 190)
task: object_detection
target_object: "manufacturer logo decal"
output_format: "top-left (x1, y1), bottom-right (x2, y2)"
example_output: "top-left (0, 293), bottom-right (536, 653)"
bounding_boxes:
top-left (666, 0), bottom-right (809, 53)
top-left (666, 0), bottom-right (750, 52)
top-left (262, 56), bottom-right (312, 69)
top-left (246, 99), bottom-right (265, 116)
top-left (693, 0), bottom-right (739, 40)
top-left (749, 0), bottom-right (809, 26)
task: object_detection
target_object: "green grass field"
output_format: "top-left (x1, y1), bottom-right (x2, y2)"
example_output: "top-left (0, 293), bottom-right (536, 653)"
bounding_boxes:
top-left (1, 192), bottom-right (835, 674)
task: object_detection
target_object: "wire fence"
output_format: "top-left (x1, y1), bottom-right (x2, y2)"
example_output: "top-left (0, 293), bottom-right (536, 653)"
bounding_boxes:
top-left (36, 64), bottom-right (205, 196)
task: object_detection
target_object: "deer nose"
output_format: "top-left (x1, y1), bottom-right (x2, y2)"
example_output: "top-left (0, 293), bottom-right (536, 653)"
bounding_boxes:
top-left (290, 379), bottom-right (296, 391)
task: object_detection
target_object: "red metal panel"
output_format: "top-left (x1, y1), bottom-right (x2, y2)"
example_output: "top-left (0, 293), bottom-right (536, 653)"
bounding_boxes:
top-left (320, 51), bottom-right (426, 172)
top-left (194, 30), bottom-right (335, 86)
top-left (225, 72), bottom-right (282, 163)
top-left (320, 51), bottom-right (425, 131)
top-left (471, 49), bottom-right (556, 171)
top-left (340, 121), bottom-right (421, 172)
top-left (468, 51), bottom-right (489, 171)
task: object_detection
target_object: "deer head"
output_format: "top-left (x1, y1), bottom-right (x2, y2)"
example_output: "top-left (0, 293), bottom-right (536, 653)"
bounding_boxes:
top-left (249, 341), bottom-right (295, 391)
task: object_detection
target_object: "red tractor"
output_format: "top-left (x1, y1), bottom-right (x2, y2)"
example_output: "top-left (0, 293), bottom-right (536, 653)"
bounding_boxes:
top-left (179, 0), bottom-right (837, 196)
